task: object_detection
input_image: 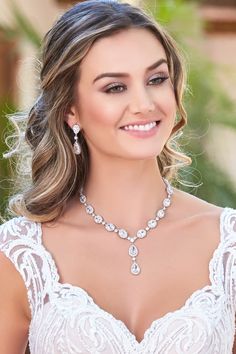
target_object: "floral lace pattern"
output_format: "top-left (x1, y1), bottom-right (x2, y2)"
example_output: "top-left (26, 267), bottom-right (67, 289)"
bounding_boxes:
top-left (0, 208), bottom-right (236, 353)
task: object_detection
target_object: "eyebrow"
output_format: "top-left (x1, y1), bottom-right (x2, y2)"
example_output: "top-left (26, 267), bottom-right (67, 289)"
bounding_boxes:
top-left (93, 58), bottom-right (168, 83)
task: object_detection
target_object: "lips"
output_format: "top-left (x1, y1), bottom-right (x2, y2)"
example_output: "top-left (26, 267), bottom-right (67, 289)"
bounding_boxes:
top-left (120, 120), bottom-right (160, 132)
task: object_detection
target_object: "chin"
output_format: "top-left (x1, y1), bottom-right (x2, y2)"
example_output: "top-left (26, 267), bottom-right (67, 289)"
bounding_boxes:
top-left (133, 145), bottom-right (164, 157)
top-left (125, 149), bottom-right (163, 161)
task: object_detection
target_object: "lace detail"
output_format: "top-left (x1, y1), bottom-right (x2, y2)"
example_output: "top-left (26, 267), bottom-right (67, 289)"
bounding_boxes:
top-left (0, 208), bottom-right (236, 353)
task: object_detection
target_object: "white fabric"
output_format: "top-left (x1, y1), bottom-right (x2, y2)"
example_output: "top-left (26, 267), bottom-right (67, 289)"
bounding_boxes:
top-left (0, 207), bottom-right (236, 353)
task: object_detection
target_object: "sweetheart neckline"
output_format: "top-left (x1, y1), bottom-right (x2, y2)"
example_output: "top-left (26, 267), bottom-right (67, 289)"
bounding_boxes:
top-left (52, 281), bottom-right (221, 347)
top-left (32, 208), bottom-right (228, 346)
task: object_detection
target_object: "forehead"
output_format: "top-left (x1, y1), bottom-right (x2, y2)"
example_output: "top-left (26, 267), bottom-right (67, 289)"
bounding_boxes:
top-left (80, 28), bottom-right (167, 76)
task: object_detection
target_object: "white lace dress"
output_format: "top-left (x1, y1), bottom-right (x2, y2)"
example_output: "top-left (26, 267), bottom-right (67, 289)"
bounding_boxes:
top-left (0, 207), bottom-right (236, 353)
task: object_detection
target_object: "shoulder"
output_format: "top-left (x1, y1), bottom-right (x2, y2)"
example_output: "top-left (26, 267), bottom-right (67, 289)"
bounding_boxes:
top-left (0, 218), bottom-right (34, 322)
top-left (170, 188), bottom-right (225, 222)
top-left (0, 216), bottom-right (52, 319)
top-left (0, 215), bottom-right (42, 273)
top-left (170, 188), bottom-right (236, 247)
top-left (0, 249), bottom-right (31, 349)
top-left (0, 216), bottom-right (44, 287)
top-left (0, 216), bottom-right (41, 247)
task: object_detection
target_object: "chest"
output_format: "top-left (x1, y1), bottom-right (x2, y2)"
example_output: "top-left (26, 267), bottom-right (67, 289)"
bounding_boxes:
top-left (42, 222), bottom-right (219, 342)
top-left (30, 281), bottom-right (232, 354)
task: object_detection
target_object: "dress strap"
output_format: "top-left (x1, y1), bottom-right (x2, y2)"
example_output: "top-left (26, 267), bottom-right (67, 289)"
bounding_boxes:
top-left (0, 217), bottom-right (56, 319)
top-left (217, 208), bottom-right (236, 311)
top-left (220, 207), bottom-right (236, 241)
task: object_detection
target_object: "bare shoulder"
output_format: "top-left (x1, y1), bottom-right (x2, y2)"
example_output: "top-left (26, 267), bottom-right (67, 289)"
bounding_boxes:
top-left (0, 217), bottom-right (32, 322)
top-left (172, 187), bottom-right (224, 219)
top-left (0, 246), bottom-right (30, 352)
top-left (0, 218), bottom-right (31, 352)
top-left (0, 249), bottom-right (30, 317)
top-left (169, 188), bottom-right (225, 248)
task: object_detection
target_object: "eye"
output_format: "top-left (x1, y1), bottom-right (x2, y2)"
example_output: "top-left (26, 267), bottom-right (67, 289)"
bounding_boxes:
top-left (105, 83), bottom-right (127, 94)
top-left (148, 75), bottom-right (169, 86)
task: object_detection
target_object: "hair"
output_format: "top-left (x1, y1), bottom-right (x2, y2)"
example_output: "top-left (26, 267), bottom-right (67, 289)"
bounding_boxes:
top-left (5, 0), bottom-right (191, 222)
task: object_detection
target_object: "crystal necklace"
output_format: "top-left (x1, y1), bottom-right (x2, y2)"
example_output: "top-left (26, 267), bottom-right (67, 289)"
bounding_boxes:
top-left (79, 178), bottom-right (173, 275)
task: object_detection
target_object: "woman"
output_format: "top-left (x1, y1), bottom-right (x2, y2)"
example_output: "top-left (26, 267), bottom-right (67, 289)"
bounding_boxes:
top-left (0, 1), bottom-right (235, 353)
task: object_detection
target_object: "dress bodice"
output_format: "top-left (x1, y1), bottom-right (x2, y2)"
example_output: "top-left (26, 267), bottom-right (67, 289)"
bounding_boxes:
top-left (0, 208), bottom-right (236, 353)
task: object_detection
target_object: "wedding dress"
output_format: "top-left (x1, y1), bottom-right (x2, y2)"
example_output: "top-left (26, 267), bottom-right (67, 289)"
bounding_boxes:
top-left (0, 207), bottom-right (236, 353)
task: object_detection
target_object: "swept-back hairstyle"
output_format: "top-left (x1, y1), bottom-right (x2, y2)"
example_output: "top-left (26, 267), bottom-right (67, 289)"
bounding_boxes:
top-left (6, 0), bottom-right (191, 222)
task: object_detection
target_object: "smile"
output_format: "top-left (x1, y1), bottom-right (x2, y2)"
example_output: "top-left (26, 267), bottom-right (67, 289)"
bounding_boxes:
top-left (122, 121), bottom-right (158, 132)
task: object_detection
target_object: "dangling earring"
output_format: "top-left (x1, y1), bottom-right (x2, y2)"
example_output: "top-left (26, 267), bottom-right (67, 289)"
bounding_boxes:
top-left (72, 124), bottom-right (81, 155)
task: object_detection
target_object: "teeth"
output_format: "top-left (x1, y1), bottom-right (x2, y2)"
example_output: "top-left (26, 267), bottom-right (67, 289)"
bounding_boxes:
top-left (124, 121), bottom-right (157, 131)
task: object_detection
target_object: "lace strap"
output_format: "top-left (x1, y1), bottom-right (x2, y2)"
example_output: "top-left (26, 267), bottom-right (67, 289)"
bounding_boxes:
top-left (220, 208), bottom-right (236, 242)
top-left (218, 208), bottom-right (236, 311)
top-left (0, 217), bottom-right (55, 319)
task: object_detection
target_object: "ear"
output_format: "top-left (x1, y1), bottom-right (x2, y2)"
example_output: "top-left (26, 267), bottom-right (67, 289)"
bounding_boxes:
top-left (65, 104), bottom-right (81, 129)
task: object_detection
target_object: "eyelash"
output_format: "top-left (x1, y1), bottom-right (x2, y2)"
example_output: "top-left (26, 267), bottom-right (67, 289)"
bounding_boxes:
top-left (104, 76), bottom-right (169, 94)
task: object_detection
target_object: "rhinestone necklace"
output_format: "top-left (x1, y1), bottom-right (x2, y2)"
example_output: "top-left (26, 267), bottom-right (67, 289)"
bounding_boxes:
top-left (79, 178), bottom-right (173, 276)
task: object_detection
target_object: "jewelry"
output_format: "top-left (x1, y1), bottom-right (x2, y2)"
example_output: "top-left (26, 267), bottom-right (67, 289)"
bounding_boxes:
top-left (72, 124), bottom-right (81, 155)
top-left (79, 178), bottom-right (173, 276)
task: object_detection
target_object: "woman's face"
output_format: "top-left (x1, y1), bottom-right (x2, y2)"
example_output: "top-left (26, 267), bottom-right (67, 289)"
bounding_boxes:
top-left (69, 28), bottom-right (176, 160)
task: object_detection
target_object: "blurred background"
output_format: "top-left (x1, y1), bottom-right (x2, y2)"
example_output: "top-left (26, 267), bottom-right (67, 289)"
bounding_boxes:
top-left (0, 0), bottom-right (236, 221)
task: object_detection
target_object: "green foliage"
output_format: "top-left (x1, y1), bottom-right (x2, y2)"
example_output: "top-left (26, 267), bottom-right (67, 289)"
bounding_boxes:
top-left (146, 0), bottom-right (202, 38)
top-left (145, 0), bottom-right (236, 207)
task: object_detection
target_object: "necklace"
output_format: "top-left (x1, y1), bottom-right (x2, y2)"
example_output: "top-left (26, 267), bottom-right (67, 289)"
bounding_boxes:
top-left (79, 178), bottom-right (173, 276)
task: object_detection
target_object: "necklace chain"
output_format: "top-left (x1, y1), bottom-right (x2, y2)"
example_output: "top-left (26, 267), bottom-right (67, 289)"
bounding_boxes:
top-left (79, 178), bottom-right (173, 275)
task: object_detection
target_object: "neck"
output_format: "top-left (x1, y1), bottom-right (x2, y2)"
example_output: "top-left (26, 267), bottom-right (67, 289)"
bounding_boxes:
top-left (81, 154), bottom-right (168, 232)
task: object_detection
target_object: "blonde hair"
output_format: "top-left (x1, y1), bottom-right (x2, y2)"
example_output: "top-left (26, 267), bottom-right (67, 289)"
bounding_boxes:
top-left (5, 0), bottom-right (191, 222)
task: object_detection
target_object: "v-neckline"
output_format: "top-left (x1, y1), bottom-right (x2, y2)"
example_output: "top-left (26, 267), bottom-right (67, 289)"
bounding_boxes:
top-left (34, 207), bottom-right (229, 346)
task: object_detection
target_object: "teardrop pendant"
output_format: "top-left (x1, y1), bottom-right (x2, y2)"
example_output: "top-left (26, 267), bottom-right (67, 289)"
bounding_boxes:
top-left (74, 141), bottom-right (81, 155)
top-left (131, 261), bottom-right (141, 275)
top-left (128, 244), bottom-right (138, 257)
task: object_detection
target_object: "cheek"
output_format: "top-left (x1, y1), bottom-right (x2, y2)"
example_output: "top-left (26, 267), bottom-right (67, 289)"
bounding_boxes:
top-left (79, 92), bottom-right (123, 127)
top-left (158, 86), bottom-right (176, 118)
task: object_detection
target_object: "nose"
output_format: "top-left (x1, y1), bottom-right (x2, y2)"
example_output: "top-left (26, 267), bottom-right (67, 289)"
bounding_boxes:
top-left (128, 87), bottom-right (155, 115)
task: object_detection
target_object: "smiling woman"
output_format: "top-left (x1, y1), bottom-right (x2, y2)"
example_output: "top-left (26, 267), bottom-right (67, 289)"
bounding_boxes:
top-left (66, 28), bottom-right (177, 162)
top-left (7, 1), bottom-right (189, 221)
top-left (0, 1), bottom-right (236, 354)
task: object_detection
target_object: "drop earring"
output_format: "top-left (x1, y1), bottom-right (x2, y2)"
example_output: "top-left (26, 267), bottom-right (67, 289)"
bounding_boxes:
top-left (72, 124), bottom-right (81, 155)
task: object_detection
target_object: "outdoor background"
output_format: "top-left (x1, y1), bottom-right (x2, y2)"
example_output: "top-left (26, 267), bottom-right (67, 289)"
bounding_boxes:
top-left (0, 0), bottom-right (236, 221)
top-left (0, 0), bottom-right (235, 352)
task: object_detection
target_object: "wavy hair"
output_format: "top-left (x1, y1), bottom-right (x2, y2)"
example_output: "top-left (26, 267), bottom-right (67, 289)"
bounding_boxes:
top-left (5, 0), bottom-right (191, 222)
